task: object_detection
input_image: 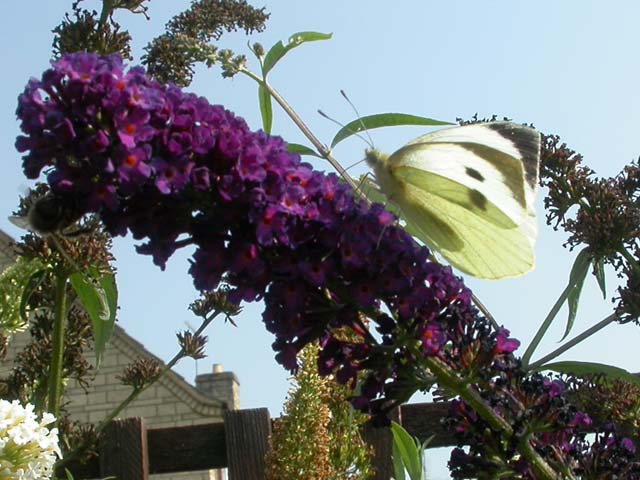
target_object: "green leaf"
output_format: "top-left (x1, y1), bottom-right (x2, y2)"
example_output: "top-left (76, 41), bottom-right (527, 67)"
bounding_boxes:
top-left (286, 143), bottom-right (322, 157)
top-left (70, 268), bottom-right (117, 367)
top-left (538, 361), bottom-right (640, 389)
top-left (94, 268), bottom-right (117, 367)
top-left (64, 468), bottom-right (74, 480)
top-left (392, 436), bottom-right (407, 480)
top-left (391, 421), bottom-right (424, 480)
top-left (562, 248), bottom-right (591, 341)
top-left (330, 113), bottom-right (453, 149)
top-left (421, 434), bottom-right (435, 451)
top-left (258, 84), bottom-right (273, 134)
top-left (262, 31), bottom-right (332, 75)
top-left (593, 257), bottom-right (607, 299)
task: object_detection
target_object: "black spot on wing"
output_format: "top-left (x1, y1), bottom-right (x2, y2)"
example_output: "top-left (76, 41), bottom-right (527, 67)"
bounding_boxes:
top-left (486, 122), bottom-right (541, 190)
top-left (469, 189), bottom-right (488, 211)
top-left (450, 142), bottom-right (526, 208)
top-left (465, 167), bottom-right (485, 182)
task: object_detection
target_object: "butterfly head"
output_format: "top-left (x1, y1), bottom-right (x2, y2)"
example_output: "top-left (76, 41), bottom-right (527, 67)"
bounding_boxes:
top-left (364, 148), bottom-right (389, 168)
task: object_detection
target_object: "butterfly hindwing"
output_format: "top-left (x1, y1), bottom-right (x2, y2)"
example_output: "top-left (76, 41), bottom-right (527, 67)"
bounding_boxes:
top-left (396, 170), bottom-right (534, 279)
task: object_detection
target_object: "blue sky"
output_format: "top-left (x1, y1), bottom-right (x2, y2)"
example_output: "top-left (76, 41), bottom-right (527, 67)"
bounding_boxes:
top-left (3, 2), bottom-right (640, 477)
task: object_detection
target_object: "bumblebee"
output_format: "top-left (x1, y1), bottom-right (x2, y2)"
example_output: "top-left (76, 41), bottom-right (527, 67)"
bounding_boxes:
top-left (9, 192), bottom-right (86, 237)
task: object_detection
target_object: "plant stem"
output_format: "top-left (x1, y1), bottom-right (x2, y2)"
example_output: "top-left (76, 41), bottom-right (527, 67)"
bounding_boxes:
top-left (527, 313), bottom-right (619, 370)
top-left (620, 246), bottom-right (640, 274)
top-left (240, 69), bottom-right (362, 194)
top-left (425, 357), bottom-right (560, 480)
top-left (522, 280), bottom-right (574, 368)
top-left (48, 271), bottom-right (68, 422)
top-left (518, 434), bottom-right (567, 480)
top-left (425, 357), bottom-right (512, 434)
top-left (97, 0), bottom-right (114, 53)
top-left (471, 292), bottom-right (498, 330)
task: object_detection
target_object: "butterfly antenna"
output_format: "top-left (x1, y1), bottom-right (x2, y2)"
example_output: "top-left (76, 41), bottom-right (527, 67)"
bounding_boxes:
top-left (344, 157), bottom-right (368, 172)
top-left (317, 109), bottom-right (373, 149)
top-left (340, 90), bottom-right (375, 148)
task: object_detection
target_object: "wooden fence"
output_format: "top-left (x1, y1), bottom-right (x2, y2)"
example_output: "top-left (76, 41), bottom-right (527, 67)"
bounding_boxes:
top-left (62, 402), bottom-right (453, 479)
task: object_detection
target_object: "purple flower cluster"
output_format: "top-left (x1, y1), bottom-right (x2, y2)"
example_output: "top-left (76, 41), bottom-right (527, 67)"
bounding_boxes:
top-left (15, 53), bottom-right (477, 404)
top-left (447, 372), bottom-right (640, 478)
top-left (15, 53), bottom-right (638, 477)
top-left (573, 425), bottom-right (640, 478)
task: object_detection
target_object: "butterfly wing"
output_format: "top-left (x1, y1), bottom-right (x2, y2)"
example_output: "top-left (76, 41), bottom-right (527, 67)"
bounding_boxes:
top-left (389, 166), bottom-right (535, 278)
top-left (403, 122), bottom-right (540, 240)
top-left (384, 122), bottom-right (540, 279)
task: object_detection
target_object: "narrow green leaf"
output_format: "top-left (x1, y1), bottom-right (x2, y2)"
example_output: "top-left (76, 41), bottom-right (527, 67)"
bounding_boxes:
top-left (262, 31), bottom-right (332, 75)
top-left (258, 84), bottom-right (273, 134)
top-left (262, 41), bottom-right (285, 75)
top-left (562, 248), bottom-right (591, 340)
top-left (392, 436), bottom-right (407, 480)
top-left (331, 113), bottom-right (453, 149)
top-left (93, 268), bottom-right (117, 367)
top-left (421, 434), bottom-right (435, 451)
top-left (391, 421), bottom-right (423, 480)
top-left (64, 468), bottom-right (75, 480)
top-left (593, 257), bottom-right (607, 299)
top-left (70, 269), bottom-right (116, 367)
top-left (286, 143), bottom-right (322, 157)
top-left (539, 361), bottom-right (640, 389)
top-left (97, 270), bottom-right (118, 330)
top-left (522, 280), bottom-right (574, 368)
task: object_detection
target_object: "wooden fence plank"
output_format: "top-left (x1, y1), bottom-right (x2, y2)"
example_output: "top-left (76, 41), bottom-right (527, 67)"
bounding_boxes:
top-left (147, 422), bottom-right (226, 473)
top-left (99, 417), bottom-right (149, 480)
top-left (363, 408), bottom-right (400, 480)
top-left (224, 408), bottom-right (271, 480)
top-left (64, 403), bottom-right (460, 479)
top-left (400, 402), bottom-right (456, 448)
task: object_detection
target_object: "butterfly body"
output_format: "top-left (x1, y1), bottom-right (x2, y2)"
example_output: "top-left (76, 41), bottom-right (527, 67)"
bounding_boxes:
top-left (365, 122), bottom-right (541, 280)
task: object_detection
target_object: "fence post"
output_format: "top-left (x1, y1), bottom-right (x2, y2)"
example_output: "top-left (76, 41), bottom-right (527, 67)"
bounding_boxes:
top-left (99, 417), bottom-right (149, 480)
top-left (224, 408), bottom-right (271, 480)
top-left (363, 408), bottom-right (400, 480)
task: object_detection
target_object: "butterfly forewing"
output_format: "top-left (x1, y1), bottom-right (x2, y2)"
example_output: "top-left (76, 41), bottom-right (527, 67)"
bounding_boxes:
top-left (390, 142), bottom-right (527, 229)
top-left (407, 122), bottom-right (540, 211)
top-left (397, 121), bottom-right (539, 245)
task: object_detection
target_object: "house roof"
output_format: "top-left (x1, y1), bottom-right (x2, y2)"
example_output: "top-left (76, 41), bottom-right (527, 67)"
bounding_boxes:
top-left (111, 323), bottom-right (228, 412)
top-left (0, 229), bottom-right (17, 269)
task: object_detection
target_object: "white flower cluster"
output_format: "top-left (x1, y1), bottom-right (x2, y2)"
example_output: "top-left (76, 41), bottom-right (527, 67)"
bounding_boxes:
top-left (0, 400), bottom-right (61, 479)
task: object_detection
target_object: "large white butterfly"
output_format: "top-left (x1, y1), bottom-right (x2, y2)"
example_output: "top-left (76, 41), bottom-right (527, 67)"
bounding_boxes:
top-left (365, 122), bottom-right (541, 280)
